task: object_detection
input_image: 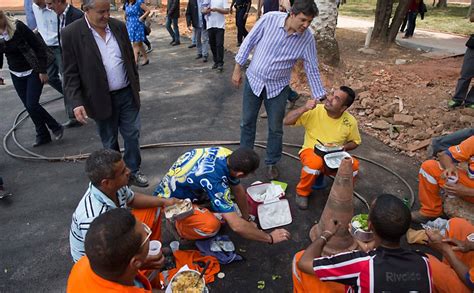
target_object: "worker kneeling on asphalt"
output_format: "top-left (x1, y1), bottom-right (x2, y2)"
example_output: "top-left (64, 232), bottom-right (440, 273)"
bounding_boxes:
top-left (412, 135), bottom-right (474, 223)
top-left (68, 208), bottom-right (161, 292)
top-left (283, 86), bottom-right (361, 210)
top-left (295, 194), bottom-right (433, 292)
top-left (153, 147), bottom-right (291, 244)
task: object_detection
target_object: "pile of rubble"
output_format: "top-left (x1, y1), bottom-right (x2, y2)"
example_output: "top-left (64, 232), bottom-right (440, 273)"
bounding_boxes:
top-left (346, 66), bottom-right (474, 161)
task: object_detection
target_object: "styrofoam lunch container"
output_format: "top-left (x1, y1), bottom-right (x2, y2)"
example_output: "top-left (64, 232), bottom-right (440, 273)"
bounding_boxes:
top-left (246, 183), bottom-right (285, 216)
top-left (258, 198), bottom-right (292, 230)
top-left (165, 198), bottom-right (194, 220)
top-left (324, 151), bottom-right (352, 171)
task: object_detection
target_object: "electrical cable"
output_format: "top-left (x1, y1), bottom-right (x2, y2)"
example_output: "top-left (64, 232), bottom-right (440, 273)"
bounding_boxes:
top-left (3, 97), bottom-right (415, 210)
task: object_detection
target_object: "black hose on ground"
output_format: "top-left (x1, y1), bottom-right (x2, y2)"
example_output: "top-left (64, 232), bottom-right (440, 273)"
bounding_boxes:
top-left (3, 97), bottom-right (415, 210)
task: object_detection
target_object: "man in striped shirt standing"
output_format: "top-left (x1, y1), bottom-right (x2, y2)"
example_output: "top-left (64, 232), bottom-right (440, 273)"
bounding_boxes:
top-left (232, 0), bottom-right (326, 180)
top-left (295, 194), bottom-right (433, 292)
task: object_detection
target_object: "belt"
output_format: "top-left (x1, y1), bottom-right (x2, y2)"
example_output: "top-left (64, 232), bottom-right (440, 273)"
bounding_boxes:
top-left (235, 4), bottom-right (249, 8)
top-left (110, 85), bottom-right (130, 96)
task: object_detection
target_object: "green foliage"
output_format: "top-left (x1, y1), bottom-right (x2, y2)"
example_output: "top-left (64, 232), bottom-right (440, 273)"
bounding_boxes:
top-left (338, 2), bottom-right (472, 35)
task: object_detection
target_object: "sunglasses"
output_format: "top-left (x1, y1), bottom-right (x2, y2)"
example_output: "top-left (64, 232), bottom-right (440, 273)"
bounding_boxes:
top-left (140, 222), bottom-right (152, 249)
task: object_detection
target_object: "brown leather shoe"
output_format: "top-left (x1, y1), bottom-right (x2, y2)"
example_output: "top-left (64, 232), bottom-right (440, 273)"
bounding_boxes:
top-left (411, 210), bottom-right (440, 224)
top-left (266, 165), bottom-right (279, 180)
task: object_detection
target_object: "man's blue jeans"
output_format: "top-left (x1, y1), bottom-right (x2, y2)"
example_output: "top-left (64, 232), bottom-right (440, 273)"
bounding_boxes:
top-left (165, 17), bottom-right (180, 43)
top-left (240, 78), bottom-right (290, 166)
top-left (195, 27), bottom-right (209, 57)
top-left (95, 86), bottom-right (142, 174)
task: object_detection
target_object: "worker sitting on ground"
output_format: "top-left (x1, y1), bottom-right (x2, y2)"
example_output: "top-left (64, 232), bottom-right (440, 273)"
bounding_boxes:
top-left (67, 208), bottom-right (162, 292)
top-left (70, 149), bottom-right (179, 265)
top-left (425, 217), bottom-right (474, 292)
top-left (295, 194), bottom-right (433, 292)
top-left (153, 146), bottom-right (291, 244)
top-left (283, 86), bottom-right (361, 210)
top-left (412, 135), bottom-right (474, 223)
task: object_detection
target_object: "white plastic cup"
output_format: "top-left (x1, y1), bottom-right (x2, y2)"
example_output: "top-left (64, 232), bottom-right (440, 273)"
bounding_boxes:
top-left (148, 240), bottom-right (162, 256)
top-left (446, 175), bottom-right (458, 199)
top-left (170, 240), bottom-right (180, 252)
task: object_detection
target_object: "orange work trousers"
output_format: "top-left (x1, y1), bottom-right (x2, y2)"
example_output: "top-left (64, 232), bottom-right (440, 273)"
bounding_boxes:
top-left (428, 217), bottom-right (474, 293)
top-left (131, 207), bottom-right (164, 289)
top-left (418, 160), bottom-right (474, 217)
top-left (175, 206), bottom-right (221, 240)
top-left (132, 207), bottom-right (162, 242)
top-left (297, 148), bottom-right (359, 197)
top-left (292, 251), bottom-right (345, 293)
top-left (427, 254), bottom-right (470, 293)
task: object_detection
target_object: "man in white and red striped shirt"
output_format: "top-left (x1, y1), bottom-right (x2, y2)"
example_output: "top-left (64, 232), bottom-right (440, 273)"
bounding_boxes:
top-left (232, 0), bottom-right (326, 180)
top-left (296, 194), bottom-right (433, 293)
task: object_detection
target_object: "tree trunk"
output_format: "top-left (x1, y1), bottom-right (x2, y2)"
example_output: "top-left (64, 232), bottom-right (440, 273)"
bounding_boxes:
top-left (311, 0), bottom-right (340, 66)
top-left (387, 0), bottom-right (410, 42)
top-left (372, 0), bottom-right (393, 42)
top-left (467, 0), bottom-right (473, 19)
top-left (372, 0), bottom-right (410, 44)
top-left (436, 0), bottom-right (447, 8)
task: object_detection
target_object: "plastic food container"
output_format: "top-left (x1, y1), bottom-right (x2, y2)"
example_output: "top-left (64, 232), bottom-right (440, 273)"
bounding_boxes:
top-left (165, 199), bottom-right (194, 220)
top-left (246, 183), bottom-right (285, 216)
top-left (324, 151), bottom-right (352, 172)
top-left (314, 144), bottom-right (343, 157)
top-left (350, 219), bottom-right (374, 242)
top-left (166, 267), bottom-right (208, 293)
top-left (258, 198), bottom-right (292, 230)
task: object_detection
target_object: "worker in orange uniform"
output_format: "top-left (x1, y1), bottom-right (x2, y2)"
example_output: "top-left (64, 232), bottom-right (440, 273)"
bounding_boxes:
top-left (426, 217), bottom-right (474, 292)
top-left (283, 86), bottom-right (361, 210)
top-left (68, 208), bottom-right (163, 292)
top-left (412, 135), bottom-right (474, 223)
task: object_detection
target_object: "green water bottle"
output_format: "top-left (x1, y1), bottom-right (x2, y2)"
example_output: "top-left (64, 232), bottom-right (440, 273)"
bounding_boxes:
top-left (403, 197), bottom-right (410, 208)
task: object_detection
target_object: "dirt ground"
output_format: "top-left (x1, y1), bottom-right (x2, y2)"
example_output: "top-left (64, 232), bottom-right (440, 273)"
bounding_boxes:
top-left (151, 5), bottom-right (472, 162)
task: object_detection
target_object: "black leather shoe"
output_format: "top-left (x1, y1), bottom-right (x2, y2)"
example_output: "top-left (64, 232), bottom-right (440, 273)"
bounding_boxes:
top-left (172, 41), bottom-right (181, 46)
top-left (195, 54), bottom-right (203, 59)
top-left (33, 138), bottom-right (52, 147)
top-left (52, 125), bottom-right (64, 140)
top-left (203, 56), bottom-right (208, 63)
top-left (188, 44), bottom-right (196, 48)
top-left (169, 40), bottom-right (175, 45)
top-left (62, 119), bottom-right (82, 128)
top-left (212, 63), bottom-right (218, 69)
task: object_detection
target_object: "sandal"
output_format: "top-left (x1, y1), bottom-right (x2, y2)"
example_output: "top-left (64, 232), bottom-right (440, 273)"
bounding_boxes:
top-left (447, 99), bottom-right (463, 109)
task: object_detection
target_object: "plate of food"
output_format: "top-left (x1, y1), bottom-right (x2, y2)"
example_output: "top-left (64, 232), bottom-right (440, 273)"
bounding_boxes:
top-left (350, 214), bottom-right (374, 242)
top-left (314, 143), bottom-right (343, 157)
top-left (169, 269), bottom-right (208, 293)
top-left (165, 198), bottom-right (194, 220)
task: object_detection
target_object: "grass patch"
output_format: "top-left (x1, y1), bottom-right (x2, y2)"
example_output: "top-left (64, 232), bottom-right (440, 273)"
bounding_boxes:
top-left (338, 1), bottom-right (472, 36)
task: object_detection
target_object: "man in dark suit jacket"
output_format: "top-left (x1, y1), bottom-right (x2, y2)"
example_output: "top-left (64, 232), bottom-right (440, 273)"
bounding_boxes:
top-left (186, 0), bottom-right (209, 61)
top-left (61, 0), bottom-right (149, 187)
top-left (45, 0), bottom-right (84, 127)
top-left (166, 0), bottom-right (180, 45)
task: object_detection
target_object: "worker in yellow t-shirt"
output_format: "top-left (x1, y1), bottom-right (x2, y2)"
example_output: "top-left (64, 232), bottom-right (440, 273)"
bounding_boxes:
top-left (283, 86), bottom-right (361, 210)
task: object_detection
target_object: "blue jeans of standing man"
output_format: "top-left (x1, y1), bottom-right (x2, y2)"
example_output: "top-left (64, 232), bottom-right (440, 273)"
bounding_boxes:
top-left (166, 17), bottom-right (180, 43)
top-left (195, 27), bottom-right (209, 57)
top-left (11, 73), bottom-right (62, 141)
top-left (240, 77), bottom-right (290, 166)
top-left (95, 86), bottom-right (142, 174)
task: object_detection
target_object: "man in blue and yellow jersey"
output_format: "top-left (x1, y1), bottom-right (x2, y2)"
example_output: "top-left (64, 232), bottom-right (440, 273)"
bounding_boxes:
top-left (153, 147), bottom-right (291, 244)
